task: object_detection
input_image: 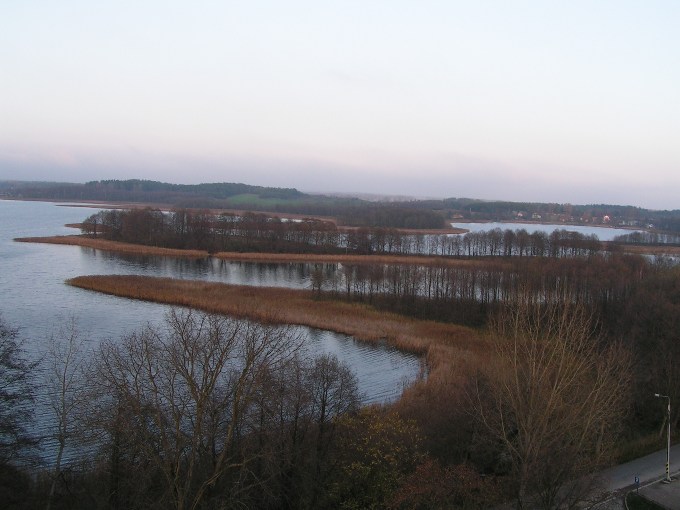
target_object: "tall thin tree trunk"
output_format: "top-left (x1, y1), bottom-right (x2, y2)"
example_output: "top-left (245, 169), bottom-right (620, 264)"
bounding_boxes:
top-left (46, 437), bottom-right (65, 510)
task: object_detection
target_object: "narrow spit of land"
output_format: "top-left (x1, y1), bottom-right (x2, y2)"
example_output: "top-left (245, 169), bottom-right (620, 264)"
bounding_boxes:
top-left (67, 275), bottom-right (483, 373)
top-left (18, 232), bottom-right (680, 260)
top-left (16, 235), bottom-right (209, 258)
top-left (16, 234), bottom-right (498, 268)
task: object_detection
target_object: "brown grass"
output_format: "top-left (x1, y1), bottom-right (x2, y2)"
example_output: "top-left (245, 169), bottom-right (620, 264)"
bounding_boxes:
top-left (16, 235), bottom-right (209, 258)
top-left (67, 274), bottom-right (486, 446)
top-left (66, 275), bottom-right (485, 372)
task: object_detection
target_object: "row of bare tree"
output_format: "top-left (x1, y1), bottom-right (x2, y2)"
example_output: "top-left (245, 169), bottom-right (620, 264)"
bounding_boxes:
top-left (307, 253), bottom-right (647, 327)
top-left (614, 229), bottom-right (680, 246)
top-left (81, 208), bottom-right (610, 257)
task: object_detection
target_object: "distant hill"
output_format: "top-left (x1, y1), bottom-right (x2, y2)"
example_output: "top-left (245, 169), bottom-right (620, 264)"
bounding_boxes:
top-left (2, 179), bottom-right (304, 203)
top-left (3, 179), bottom-right (680, 233)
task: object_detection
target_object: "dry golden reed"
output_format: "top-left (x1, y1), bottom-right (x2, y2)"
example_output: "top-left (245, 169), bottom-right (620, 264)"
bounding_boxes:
top-left (66, 275), bottom-right (485, 370)
top-left (16, 235), bottom-right (209, 258)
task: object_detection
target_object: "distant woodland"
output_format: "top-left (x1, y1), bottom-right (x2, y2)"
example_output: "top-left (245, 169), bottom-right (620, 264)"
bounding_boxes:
top-left (3, 178), bottom-right (680, 232)
top-left (0, 179), bottom-right (446, 229)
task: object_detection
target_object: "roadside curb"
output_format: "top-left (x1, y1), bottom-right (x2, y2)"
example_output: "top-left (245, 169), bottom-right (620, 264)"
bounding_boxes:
top-left (623, 471), bottom-right (680, 510)
top-left (594, 469), bottom-right (680, 509)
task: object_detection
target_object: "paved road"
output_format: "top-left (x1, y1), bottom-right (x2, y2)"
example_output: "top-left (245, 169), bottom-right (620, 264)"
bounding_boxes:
top-left (593, 444), bottom-right (680, 509)
top-left (494, 446), bottom-right (680, 509)
top-left (597, 444), bottom-right (680, 492)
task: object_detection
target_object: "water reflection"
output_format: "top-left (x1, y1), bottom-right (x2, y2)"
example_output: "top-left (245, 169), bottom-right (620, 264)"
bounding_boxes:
top-left (0, 200), bottom-right (421, 408)
top-left (451, 221), bottom-right (643, 241)
top-left (74, 246), bottom-right (343, 289)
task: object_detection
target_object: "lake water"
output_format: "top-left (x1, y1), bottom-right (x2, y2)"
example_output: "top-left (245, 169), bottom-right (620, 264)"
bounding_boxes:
top-left (451, 221), bottom-right (640, 241)
top-left (0, 200), bottom-right (421, 439)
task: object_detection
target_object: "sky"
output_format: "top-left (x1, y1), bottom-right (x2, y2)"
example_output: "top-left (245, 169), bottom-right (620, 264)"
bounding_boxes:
top-left (1, 1), bottom-right (678, 209)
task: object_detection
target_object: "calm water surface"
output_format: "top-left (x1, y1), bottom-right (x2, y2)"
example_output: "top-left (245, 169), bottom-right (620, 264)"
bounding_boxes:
top-left (451, 221), bottom-right (641, 241)
top-left (0, 200), bottom-right (421, 418)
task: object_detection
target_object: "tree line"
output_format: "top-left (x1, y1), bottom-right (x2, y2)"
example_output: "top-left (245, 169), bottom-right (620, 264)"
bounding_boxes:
top-left (81, 208), bottom-right (615, 258)
top-left (7, 177), bottom-right (680, 231)
top-left (5, 179), bottom-right (304, 204)
top-left (614, 229), bottom-right (680, 246)
top-left (312, 253), bottom-right (646, 326)
top-left (7, 180), bottom-right (447, 229)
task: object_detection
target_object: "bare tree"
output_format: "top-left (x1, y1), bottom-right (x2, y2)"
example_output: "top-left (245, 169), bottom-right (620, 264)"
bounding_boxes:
top-left (94, 309), bottom-right (302, 510)
top-left (238, 351), bottom-right (360, 509)
top-left (0, 314), bottom-right (38, 466)
top-left (308, 354), bottom-right (360, 507)
top-left (45, 316), bottom-right (90, 510)
top-left (471, 298), bottom-right (631, 509)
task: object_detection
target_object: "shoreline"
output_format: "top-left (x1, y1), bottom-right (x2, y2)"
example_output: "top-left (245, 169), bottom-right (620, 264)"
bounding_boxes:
top-left (1, 197), bottom-right (467, 235)
top-left (15, 234), bottom-right (502, 266)
top-left (67, 274), bottom-right (483, 373)
top-left (0, 197), bottom-right (663, 236)
top-left (15, 235), bottom-right (209, 258)
top-left (17, 233), bottom-right (680, 259)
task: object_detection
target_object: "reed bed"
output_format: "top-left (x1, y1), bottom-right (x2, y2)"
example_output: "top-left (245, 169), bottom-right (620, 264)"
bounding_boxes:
top-left (16, 235), bottom-right (209, 258)
top-left (66, 275), bottom-right (484, 367)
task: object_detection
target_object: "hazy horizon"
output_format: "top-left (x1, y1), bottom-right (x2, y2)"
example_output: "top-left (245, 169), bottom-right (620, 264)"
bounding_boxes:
top-left (1, 2), bottom-right (678, 210)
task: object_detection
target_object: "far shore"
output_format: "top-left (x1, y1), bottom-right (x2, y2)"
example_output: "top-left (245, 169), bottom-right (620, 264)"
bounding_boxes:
top-left (1, 197), bottom-right (467, 235)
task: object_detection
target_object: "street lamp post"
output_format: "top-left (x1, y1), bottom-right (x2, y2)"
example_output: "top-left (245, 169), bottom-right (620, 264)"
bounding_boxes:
top-left (655, 393), bottom-right (672, 483)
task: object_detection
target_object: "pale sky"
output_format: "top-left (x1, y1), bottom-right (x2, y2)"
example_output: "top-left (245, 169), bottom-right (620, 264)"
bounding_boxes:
top-left (1, 1), bottom-right (678, 209)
